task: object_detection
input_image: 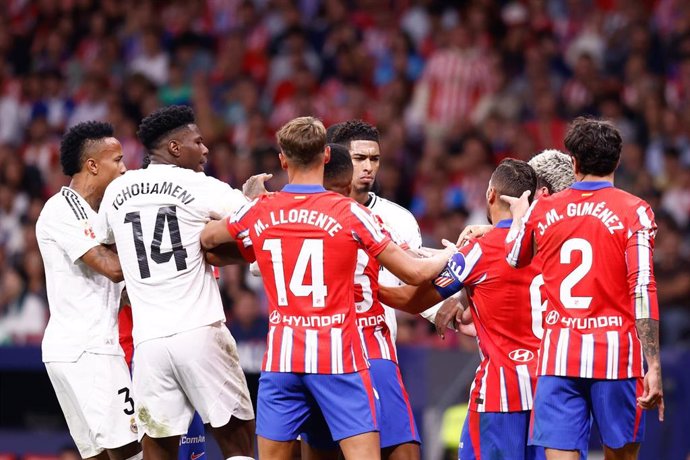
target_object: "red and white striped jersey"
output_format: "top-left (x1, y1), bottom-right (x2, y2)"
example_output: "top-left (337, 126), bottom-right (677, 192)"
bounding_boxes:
top-left (433, 219), bottom-right (542, 412)
top-left (354, 248), bottom-right (397, 363)
top-left (506, 182), bottom-right (659, 380)
top-left (226, 184), bottom-right (391, 374)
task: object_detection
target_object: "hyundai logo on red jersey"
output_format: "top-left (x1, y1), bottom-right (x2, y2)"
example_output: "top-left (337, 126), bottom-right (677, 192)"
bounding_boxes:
top-left (545, 310), bottom-right (560, 325)
top-left (509, 349), bottom-right (535, 362)
top-left (269, 311), bottom-right (281, 324)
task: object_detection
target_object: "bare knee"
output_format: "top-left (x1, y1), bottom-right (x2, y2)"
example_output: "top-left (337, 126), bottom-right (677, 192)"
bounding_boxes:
top-left (382, 442), bottom-right (420, 460)
top-left (604, 443), bottom-right (640, 460)
top-left (106, 441), bottom-right (141, 460)
top-left (142, 434), bottom-right (180, 460)
top-left (545, 448), bottom-right (581, 460)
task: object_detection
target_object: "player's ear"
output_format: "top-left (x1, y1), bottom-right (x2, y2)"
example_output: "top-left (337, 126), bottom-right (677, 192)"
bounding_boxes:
top-left (168, 139), bottom-right (180, 158)
top-left (536, 186), bottom-right (550, 199)
top-left (323, 145), bottom-right (331, 164)
top-left (85, 157), bottom-right (98, 175)
top-left (487, 186), bottom-right (496, 205)
top-left (278, 151), bottom-right (288, 170)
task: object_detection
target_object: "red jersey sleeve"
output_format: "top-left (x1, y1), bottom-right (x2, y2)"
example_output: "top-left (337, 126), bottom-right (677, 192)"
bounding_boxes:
top-left (348, 201), bottom-right (392, 257)
top-left (225, 199), bottom-right (259, 263)
top-left (505, 200), bottom-right (539, 268)
top-left (433, 238), bottom-right (486, 299)
top-left (625, 203), bottom-right (659, 320)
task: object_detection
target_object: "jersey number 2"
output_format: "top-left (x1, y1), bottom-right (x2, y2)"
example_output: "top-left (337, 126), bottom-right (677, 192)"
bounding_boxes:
top-left (263, 239), bottom-right (328, 307)
top-left (124, 206), bottom-right (188, 279)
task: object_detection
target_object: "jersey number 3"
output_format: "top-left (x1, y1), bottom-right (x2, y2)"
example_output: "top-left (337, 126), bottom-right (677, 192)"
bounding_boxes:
top-left (124, 205), bottom-right (189, 279)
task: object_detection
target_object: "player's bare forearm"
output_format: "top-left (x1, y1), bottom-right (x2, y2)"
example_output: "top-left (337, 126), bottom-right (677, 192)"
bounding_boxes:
top-left (636, 318), bottom-right (661, 368)
top-left (81, 245), bottom-right (123, 282)
top-left (200, 219), bottom-right (233, 250)
top-left (376, 241), bottom-right (454, 285)
top-left (379, 284), bottom-right (443, 314)
top-left (204, 242), bottom-right (246, 266)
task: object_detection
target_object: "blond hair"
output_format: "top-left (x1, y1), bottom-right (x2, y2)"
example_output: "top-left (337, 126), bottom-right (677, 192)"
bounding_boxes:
top-left (528, 149), bottom-right (576, 194)
top-left (276, 116), bottom-right (327, 166)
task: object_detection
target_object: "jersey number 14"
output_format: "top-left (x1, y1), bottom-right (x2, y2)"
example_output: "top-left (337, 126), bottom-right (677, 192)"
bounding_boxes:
top-left (124, 205), bottom-right (189, 279)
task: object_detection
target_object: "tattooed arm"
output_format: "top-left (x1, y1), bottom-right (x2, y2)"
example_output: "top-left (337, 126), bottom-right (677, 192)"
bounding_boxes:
top-left (81, 245), bottom-right (124, 282)
top-left (635, 318), bottom-right (664, 420)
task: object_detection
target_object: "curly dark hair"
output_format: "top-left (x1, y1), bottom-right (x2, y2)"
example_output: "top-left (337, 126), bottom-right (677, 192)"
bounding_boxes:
top-left (329, 119), bottom-right (379, 147)
top-left (137, 105), bottom-right (195, 151)
top-left (564, 117), bottom-right (622, 176)
top-left (59, 121), bottom-right (114, 176)
top-left (326, 122), bottom-right (344, 143)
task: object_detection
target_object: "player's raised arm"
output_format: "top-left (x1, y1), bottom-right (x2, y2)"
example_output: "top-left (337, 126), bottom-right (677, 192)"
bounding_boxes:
top-left (378, 284), bottom-right (443, 314)
top-left (502, 190), bottom-right (537, 268)
top-left (200, 218), bottom-right (235, 250)
top-left (626, 208), bottom-right (664, 420)
top-left (375, 240), bottom-right (455, 286)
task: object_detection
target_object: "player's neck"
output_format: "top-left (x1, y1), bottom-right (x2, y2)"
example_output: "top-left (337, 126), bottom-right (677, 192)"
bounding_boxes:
top-left (577, 172), bottom-right (615, 184)
top-left (351, 188), bottom-right (369, 205)
top-left (286, 166), bottom-right (324, 187)
top-left (490, 208), bottom-right (512, 226)
top-left (69, 175), bottom-right (103, 211)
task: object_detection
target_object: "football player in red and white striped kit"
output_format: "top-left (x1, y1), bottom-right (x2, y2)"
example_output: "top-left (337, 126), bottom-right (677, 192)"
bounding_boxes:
top-left (504, 118), bottom-right (664, 460)
top-left (200, 117), bottom-right (455, 460)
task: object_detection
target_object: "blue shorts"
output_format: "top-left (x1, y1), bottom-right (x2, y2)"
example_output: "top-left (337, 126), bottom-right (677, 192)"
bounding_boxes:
top-left (301, 359), bottom-right (420, 450)
top-left (178, 412), bottom-right (206, 459)
top-left (459, 410), bottom-right (545, 460)
top-left (531, 376), bottom-right (645, 452)
top-left (257, 370), bottom-right (378, 444)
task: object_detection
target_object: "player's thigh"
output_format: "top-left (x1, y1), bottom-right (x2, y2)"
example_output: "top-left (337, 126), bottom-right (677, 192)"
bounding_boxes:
top-left (368, 359), bottom-right (420, 449)
top-left (459, 410), bottom-right (535, 460)
top-left (132, 337), bottom-right (194, 439)
top-left (46, 354), bottom-right (138, 458)
top-left (258, 436), bottom-right (298, 460)
top-left (590, 378), bottom-right (645, 450)
top-left (304, 370), bottom-right (379, 444)
top-left (339, 431), bottom-right (381, 460)
top-left (256, 371), bottom-right (312, 442)
top-left (602, 443), bottom-right (641, 460)
top-left (530, 376), bottom-right (591, 453)
top-left (171, 323), bottom-right (254, 427)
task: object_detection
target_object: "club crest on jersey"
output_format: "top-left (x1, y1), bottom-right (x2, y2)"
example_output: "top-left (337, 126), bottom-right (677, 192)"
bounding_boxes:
top-left (83, 221), bottom-right (96, 239)
top-left (509, 349), bottom-right (535, 362)
top-left (130, 417), bottom-right (138, 434)
top-left (434, 269), bottom-right (455, 288)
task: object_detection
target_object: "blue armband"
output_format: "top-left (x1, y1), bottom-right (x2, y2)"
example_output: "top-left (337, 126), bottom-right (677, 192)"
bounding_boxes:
top-left (432, 252), bottom-right (467, 299)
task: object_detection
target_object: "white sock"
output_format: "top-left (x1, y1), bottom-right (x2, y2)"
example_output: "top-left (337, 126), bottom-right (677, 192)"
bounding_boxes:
top-left (125, 452), bottom-right (143, 460)
top-left (226, 457), bottom-right (254, 460)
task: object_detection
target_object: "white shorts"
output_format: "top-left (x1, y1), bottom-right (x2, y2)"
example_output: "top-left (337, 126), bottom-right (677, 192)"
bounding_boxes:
top-left (45, 353), bottom-right (138, 458)
top-left (133, 322), bottom-right (254, 440)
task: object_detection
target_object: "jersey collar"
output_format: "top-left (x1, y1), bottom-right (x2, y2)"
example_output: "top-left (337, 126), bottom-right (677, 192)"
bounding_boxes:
top-left (282, 184), bottom-right (326, 194)
top-left (570, 181), bottom-right (613, 191)
top-left (495, 219), bottom-right (512, 228)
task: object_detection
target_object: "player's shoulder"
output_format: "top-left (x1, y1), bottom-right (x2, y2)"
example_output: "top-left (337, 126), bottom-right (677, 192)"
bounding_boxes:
top-left (607, 186), bottom-right (652, 209)
top-left (43, 187), bottom-right (90, 220)
top-left (367, 193), bottom-right (417, 225)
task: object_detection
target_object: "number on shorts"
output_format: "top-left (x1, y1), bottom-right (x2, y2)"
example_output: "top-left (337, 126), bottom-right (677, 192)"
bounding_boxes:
top-left (118, 387), bottom-right (134, 415)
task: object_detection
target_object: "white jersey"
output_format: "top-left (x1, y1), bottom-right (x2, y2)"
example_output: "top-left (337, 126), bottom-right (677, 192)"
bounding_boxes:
top-left (97, 165), bottom-right (247, 346)
top-left (37, 187), bottom-right (124, 362)
top-left (365, 193), bottom-right (424, 341)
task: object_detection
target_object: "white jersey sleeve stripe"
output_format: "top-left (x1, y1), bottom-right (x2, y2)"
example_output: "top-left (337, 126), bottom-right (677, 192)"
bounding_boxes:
top-left (634, 230), bottom-right (652, 319)
top-left (350, 203), bottom-right (386, 243)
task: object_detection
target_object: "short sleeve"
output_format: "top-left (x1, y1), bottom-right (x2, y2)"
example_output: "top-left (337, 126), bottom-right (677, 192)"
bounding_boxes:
top-left (206, 178), bottom-right (248, 220)
top-left (45, 201), bottom-right (100, 263)
top-left (349, 202), bottom-right (391, 257)
top-left (225, 199), bottom-right (259, 263)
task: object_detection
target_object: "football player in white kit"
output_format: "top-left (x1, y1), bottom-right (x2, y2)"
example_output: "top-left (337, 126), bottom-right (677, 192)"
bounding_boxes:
top-left (97, 106), bottom-right (255, 460)
top-left (36, 121), bottom-right (142, 460)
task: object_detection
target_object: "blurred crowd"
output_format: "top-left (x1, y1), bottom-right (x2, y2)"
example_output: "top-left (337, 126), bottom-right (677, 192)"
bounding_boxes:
top-left (1, 0), bottom-right (690, 355)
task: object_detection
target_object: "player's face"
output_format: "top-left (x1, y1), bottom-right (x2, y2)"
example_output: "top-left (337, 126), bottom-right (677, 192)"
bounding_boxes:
top-left (176, 124), bottom-right (209, 172)
top-left (94, 137), bottom-right (126, 187)
top-left (349, 140), bottom-right (380, 194)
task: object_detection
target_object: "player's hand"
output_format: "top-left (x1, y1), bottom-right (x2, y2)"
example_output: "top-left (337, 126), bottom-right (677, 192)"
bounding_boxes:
top-left (638, 366), bottom-right (664, 421)
top-left (441, 239), bottom-right (459, 256)
top-left (242, 173), bottom-right (273, 200)
top-left (500, 190), bottom-right (531, 219)
top-left (457, 307), bottom-right (476, 337)
top-left (456, 225), bottom-right (493, 247)
top-left (435, 296), bottom-right (461, 339)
